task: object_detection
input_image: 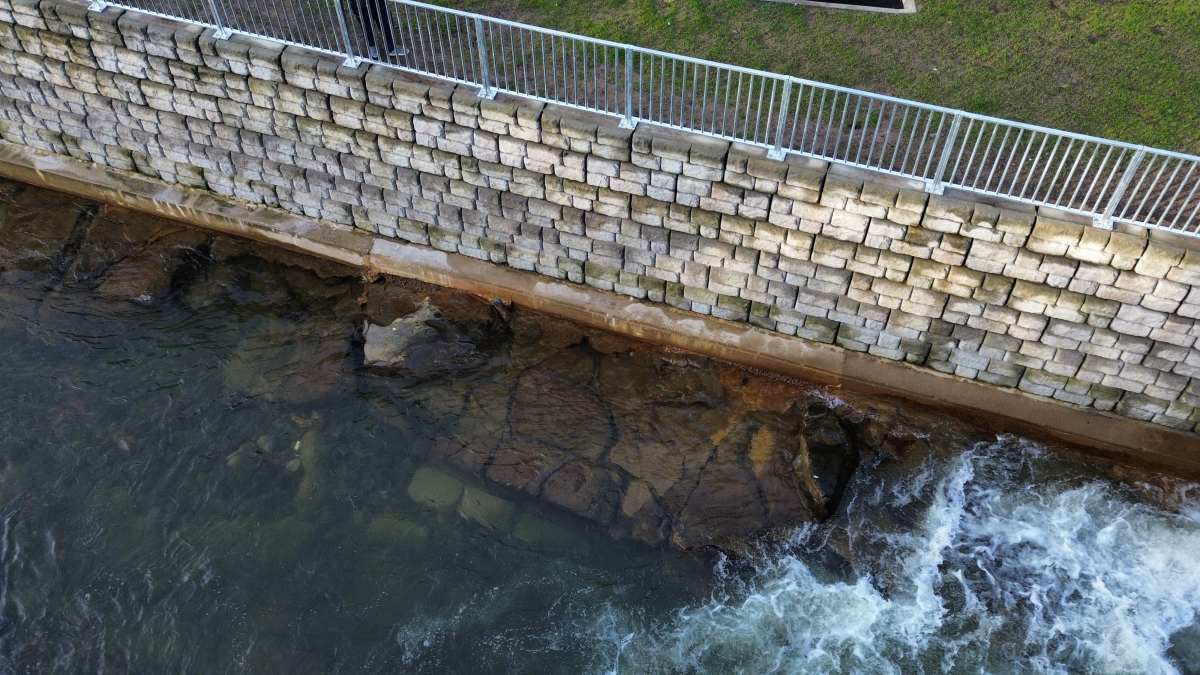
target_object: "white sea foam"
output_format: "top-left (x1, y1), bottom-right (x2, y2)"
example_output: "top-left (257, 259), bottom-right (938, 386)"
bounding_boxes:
top-left (599, 438), bottom-right (1200, 674)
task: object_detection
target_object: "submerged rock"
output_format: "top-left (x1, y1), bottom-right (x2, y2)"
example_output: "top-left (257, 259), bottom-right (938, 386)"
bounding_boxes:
top-left (363, 298), bottom-right (486, 376)
top-left (458, 485), bottom-right (516, 531)
top-left (407, 465), bottom-right (464, 511)
top-left (223, 318), bottom-right (350, 405)
top-left (0, 184), bottom-right (86, 273)
top-left (365, 514), bottom-right (430, 551)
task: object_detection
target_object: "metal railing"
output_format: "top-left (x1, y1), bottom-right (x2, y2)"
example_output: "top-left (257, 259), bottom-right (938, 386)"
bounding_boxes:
top-left (88, 0), bottom-right (1200, 236)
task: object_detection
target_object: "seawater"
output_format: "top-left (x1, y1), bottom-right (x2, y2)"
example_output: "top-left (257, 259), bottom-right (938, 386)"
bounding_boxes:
top-left (599, 438), bottom-right (1200, 674)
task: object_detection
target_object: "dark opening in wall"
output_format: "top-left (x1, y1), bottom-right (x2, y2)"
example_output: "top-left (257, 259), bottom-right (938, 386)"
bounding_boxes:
top-left (786, 0), bottom-right (911, 11)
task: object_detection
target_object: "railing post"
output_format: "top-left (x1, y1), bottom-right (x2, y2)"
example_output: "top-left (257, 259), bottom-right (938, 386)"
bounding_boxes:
top-left (768, 78), bottom-right (793, 160)
top-left (620, 47), bottom-right (637, 130)
top-left (1095, 147), bottom-right (1145, 230)
top-left (205, 0), bottom-right (232, 40)
top-left (332, 0), bottom-right (362, 68)
top-left (474, 17), bottom-right (496, 100)
top-left (925, 113), bottom-right (963, 195)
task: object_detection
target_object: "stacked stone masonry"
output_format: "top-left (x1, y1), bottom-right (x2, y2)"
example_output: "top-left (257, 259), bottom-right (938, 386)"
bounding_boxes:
top-left (2, 0), bottom-right (1200, 432)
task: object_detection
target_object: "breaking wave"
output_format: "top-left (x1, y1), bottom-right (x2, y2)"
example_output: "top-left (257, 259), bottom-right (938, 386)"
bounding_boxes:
top-left (596, 437), bottom-right (1200, 675)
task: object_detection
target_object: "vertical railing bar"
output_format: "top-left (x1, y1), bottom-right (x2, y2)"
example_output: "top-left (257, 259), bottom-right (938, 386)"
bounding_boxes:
top-left (826, 90), bottom-right (846, 158)
top-left (1128, 153), bottom-right (1166, 220)
top-left (1040, 138), bottom-right (1074, 203)
top-left (708, 67), bottom-right (721, 135)
top-left (813, 90), bottom-right (831, 157)
top-left (877, 102), bottom-right (900, 169)
top-left (473, 16), bottom-right (494, 97)
top-left (1162, 162), bottom-right (1196, 229)
top-left (456, 15), bottom-right (473, 80)
top-left (662, 57), bottom-right (670, 125)
top-left (604, 43), bottom-right (611, 113)
top-left (948, 118), bottom-right (976, 184)
top-left (560, 37), bottom-right (568, 104)
top-left (1099, 148), bottom-right (1145, 228)
top-left (1011, 132), bottom-right (1044, 196)
top-left (489, 19), bottom-right (501, 90)
top-left (669, 59), bottom-right (677, 127)
top-left (786, 83), bottom-right (805, 151)
top-left (859, 99), bottom-right (878, 165)
top-left (1117, 152), bottom-right (1155, 220)
top-left (898, 108), bottom-right (924, 174)
top-left (964, 121), bottom-right (989, 185)
top-left (675, 61), bottom-right (686, 127)
top-left (888, 107), bottom-right (910, 169)
top-left (1065, 144), bottom-right (1102, 207)
top-left (689, 60), bottom-right (700, 129)
top-left (925, 112), bottom-right (961, 194)
top-left (647, 54), bottom-right (656, 122)
top-left (1053, 142), bottom-right (1089, 206)
top-left (1168, 165), bottom-right (1200, 229)
top-left (760, 78), bottom-right (777, 146)
top-left (732, 72), bottom-right (744, 139)
top-left (332, 0), bottom-right (358, 66)
top-left (982, 127), bottom-right (1012, 191)
top-left (1031, 136), bottom-right (1063, 201)
top-left (628, 46), bottom-right (638, 127)
top-left (750, 76), bottom-right (765, 144)
top-left (918, 112), bottom-right (944, 177)
top-left (1080, 145), bottom-right (1116, 210)
top-left (1087, 148), bottom-right (1126, 214)
top-left (638, 52), bottom-right (645, 120)
top-left (769, 79), bottom-right (793, 160)
top-left (910, 109), bottom-right (934, 176)
top-left (519, 28), bottom-right (529, 95)
top-left (401, 5), bottom-right (421, 71)
top-left (971, 124), bottom-right (998, 189)
top-left (1145, 157), bottom-right (1185, 223)
top-left (866, 100), bottom-right (887, 165)
top-left (430, 12), bottom-right (445, 73)
top-left (796, 85), bottom-right (816, 153)
top-left (512, 27), bottom-right (523, 93)
top-left (420, 9), bottom-right (438, 76)
top-left (205, 0), bottom-right (231, 39)
top-left (820, 90), bottom-right (837, 158)
top-left (844, 94), bottom-right (862, 159)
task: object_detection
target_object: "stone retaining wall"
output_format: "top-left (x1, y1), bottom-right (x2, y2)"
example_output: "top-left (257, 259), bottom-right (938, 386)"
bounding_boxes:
top-left (2, 0), bottom-right (1199, 434)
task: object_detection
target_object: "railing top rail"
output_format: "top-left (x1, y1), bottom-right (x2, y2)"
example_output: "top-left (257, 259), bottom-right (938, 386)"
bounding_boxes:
top-left (93, 0), bottom-right (1200, 235)
top-left (395, 0), bottom-right (1199, 165)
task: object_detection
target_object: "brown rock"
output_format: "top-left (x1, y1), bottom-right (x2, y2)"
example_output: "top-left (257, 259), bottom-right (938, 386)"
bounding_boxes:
top-left (608, 406), bottom-right (720, 500)
top-left (597, 352), bottom-right (724, 409)
top-left (486, 440), bottom-right (572, 494)
top-left (75, 207), bottom-right (205, 277)
top-left (432, 381), bottom-right (511, 472)
top-left (540, 460), bottom-right (623, 523)
top-left (618, 479), bottom-right (671, 546)
top-left (0, 184), bottom-right (88, 272)
top-left (509, 357), bottom-right (611, 458)
top-left (670, 417), bottom-right (769, 549)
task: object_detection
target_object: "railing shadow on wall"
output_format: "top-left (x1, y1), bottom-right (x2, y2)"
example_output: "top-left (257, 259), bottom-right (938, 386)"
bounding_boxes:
top-left (91, 0), bottom-right (1200, 237)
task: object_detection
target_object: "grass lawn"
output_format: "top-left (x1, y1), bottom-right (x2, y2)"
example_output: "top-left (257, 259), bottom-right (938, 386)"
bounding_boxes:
top-left (444, 0), bottom-right (1200, 154)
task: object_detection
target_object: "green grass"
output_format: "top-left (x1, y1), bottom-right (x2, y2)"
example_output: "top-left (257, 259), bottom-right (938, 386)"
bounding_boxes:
top-left (447, 0), bottom-right (1200, 153)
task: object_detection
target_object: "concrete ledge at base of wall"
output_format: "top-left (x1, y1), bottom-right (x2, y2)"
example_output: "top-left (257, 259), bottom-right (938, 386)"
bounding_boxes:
top-left (2, 141), bottom-right (1197, 479)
